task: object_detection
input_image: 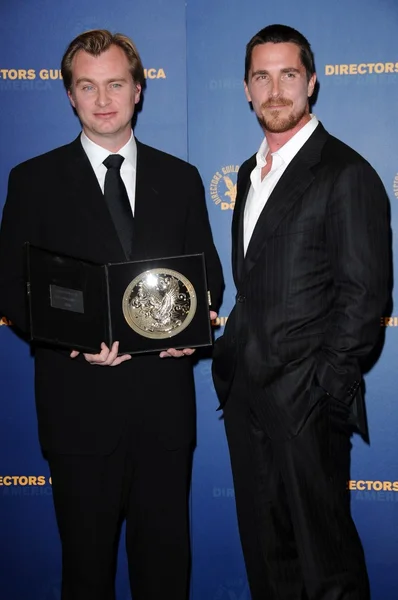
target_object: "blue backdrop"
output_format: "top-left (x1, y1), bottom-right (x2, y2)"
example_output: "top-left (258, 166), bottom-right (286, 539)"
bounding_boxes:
top-left (1, 1), bottom-right (397, 598)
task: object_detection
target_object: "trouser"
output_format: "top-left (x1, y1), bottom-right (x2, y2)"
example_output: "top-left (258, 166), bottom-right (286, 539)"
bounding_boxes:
top-left (47, 427), bottom-right (193, 600)
top-left (223, 373), bottom-right (370, 600)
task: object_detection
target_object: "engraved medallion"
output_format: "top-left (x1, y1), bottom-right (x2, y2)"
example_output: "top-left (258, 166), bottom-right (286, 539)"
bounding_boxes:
top-left (122, 268), bottom-right (197, 339)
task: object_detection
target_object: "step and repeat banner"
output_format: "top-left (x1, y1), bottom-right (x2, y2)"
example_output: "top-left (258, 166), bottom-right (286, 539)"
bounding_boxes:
top-left (1, 0), bottom-right (397, 598)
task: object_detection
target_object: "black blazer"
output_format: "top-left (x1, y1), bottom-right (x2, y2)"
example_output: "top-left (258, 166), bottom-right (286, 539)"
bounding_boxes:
top-left (212, 123), bottom-right (391, 439)
top-left (0, 137), bottom-right (223, 454)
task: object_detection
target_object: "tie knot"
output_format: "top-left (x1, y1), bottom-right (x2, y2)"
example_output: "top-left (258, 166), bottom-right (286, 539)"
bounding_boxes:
top-left (103, 154), bottom-right (125, 170)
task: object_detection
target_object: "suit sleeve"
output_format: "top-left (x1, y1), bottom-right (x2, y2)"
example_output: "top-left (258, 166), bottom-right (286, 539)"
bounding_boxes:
top-left (316, 160), bottom-right (392, 401)
top-left (0, 166), bottom-right (35, 334)
top-left (183, 166), bottom-right (224, 312)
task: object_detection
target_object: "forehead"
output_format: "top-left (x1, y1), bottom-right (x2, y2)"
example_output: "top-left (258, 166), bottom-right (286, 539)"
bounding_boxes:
top-left (71, 45), bottom-right (130, 79)
top-left (250, 42), bottom-right (303, 71)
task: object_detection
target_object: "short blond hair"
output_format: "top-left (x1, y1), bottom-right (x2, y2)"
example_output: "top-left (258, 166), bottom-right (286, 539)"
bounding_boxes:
top-left (61, 29), bottom-right (145, 91)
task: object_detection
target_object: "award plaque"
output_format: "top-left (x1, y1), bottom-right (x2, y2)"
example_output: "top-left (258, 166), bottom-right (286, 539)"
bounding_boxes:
top-left (26, 244), bottom-right (212, 355)
top-left (121, 268), bottom-right (197, 339)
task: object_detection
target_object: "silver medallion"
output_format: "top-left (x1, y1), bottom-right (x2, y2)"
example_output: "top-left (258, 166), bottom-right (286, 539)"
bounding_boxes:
top-left (122, 268), bottom-right (197, 339)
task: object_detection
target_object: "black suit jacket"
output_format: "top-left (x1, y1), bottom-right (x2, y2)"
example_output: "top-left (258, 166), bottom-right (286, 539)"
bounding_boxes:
top-left (212, 123), bottom-right (391, 439)
top-left (0, 136), bottom-right (223, 454)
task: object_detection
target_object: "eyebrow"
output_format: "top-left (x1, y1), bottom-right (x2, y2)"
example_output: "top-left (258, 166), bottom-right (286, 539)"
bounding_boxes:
top-left (75, 77), bottom-right (129, 85)
top-left (251, 67), bottom-right (301, 78)
top-left (281, 67), bottom-right (301, 74)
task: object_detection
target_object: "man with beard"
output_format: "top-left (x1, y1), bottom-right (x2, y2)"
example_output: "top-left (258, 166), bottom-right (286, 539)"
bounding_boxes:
top-left (212, 23), bottom-right (391, 600)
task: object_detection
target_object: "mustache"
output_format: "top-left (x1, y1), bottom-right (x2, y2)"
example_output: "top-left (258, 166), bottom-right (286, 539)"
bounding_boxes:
top-left (261, 98), bottom-right (292, 108)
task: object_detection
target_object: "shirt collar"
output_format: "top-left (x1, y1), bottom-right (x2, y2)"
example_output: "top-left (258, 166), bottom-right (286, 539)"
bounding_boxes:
top-left (80, 130), bottom-right (137, 170)
top-left (256, 114), bottom-right (319, 169)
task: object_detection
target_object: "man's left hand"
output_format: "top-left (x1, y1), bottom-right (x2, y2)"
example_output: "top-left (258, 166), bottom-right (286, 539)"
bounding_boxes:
top-left (159, 311), bottom-right (218, 358)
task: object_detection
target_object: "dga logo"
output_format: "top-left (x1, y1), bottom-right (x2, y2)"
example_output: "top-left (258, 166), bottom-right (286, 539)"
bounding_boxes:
top-left (210, 165), bottom-right (239, 210)
top-left (0, 316), bottom-right (11, 326)
top-left (214, 577), bottom-right (250, 600)
top-left (394, 173), bottom-right (398, 199)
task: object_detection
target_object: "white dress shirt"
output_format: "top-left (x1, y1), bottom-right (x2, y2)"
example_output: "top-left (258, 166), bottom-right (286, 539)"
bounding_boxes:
top-left (80, 130), bottom-right (137, 215)
top-left (244, 115), bottom-right (319, 254)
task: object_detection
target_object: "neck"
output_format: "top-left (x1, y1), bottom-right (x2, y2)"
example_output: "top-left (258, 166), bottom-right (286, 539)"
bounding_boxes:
top-left (83, 129), bottom-right (132, 153)
top-left (264, 113), bottom-right (311, 154)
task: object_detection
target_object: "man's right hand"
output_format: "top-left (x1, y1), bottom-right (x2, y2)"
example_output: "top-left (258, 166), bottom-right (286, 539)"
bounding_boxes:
top-left (70, 341), bottom-right (131, 366)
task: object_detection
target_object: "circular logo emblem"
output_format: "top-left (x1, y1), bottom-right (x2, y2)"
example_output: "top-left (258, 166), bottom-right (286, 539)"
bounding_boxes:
top-left (122, 268), bottom-right (197, 339)
top-left (209, 165), bottom-right (239, 210)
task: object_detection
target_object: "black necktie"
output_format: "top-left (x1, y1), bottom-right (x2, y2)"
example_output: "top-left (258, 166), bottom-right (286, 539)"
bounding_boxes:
top-left (103, 154), bottom-right (134, 260)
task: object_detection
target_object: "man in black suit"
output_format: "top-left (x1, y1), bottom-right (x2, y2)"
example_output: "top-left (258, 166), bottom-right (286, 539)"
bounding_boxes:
top-left (212, 24), bottom-right (390, 600)
top-left (0, 30), bottom-right (223, 600)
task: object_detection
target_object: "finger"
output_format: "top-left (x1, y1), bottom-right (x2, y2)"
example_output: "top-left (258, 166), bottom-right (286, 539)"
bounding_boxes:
top-left (168, 349), bottom-right (184, 358)
top-left (83, 342), bottom-right (111, 364)
top-left (210, 311), bottom-right (218, 321)
top-left (70, 350), bottom-right (80, 358)
top-left (182, 348), bottom-right (195, 356)
top-left (167, 348), bottom-right (186, 358)
top-left (105, 341), bottom-right (120, 365)
top-left (159, 348), bottom-right (192, 358)
top-left (159, 349), bottom-right (183, 358)
top-left (110, 353), bottom-right (132, 366)
top-left (97, 341), bottom-right (120, 366)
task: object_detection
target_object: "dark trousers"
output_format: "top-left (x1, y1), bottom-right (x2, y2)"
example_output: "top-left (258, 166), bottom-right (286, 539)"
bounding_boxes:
top-left (47, 428), bottom-right (193, 600)
top-left (223, 372), bottom-right (370, 600)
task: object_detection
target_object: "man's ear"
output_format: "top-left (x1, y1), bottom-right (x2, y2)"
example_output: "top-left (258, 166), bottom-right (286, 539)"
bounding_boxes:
top-left (244, 80), bottom-right (252, 103)
top-left (134, 83), bottom-right (141, 105)
top-left (308, 73), bottom-right (317, 98)
top-left (67, 89), bottom-right (76, 108)
top-left (67, 90), bottom-right (76, 108)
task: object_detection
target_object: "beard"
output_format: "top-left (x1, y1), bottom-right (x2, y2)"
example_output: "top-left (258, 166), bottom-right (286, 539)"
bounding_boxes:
top-left (257, 97), bottom-right (309, 133)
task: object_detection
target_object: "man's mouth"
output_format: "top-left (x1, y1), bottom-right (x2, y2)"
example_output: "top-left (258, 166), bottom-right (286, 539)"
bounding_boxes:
top-left (94, 112), bottom-right (116, 118)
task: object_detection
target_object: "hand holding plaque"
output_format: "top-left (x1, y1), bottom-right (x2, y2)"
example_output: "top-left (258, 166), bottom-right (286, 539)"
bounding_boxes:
top-left (159, 309), bottom-right (218, 358)
top-left (70, 341), bottom-right (132, 366)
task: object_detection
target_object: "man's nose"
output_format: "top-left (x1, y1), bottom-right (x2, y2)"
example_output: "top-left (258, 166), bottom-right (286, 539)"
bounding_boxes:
top-left (95, 88), bottom-right (111, 106)
top-left (269, 78), bottom-right (281, 97)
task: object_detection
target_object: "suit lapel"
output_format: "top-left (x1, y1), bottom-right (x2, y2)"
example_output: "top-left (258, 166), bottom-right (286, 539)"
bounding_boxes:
top-left (63, 137), bottom-right (127, 261)
top-left (133, 140), bottom-right (163, 259)
top-left (232, 156), bottom-right (255, 284)
top-left (63, 137), bottom-right (163, 263)
top-left (243, 124), bottom-right (329, 277)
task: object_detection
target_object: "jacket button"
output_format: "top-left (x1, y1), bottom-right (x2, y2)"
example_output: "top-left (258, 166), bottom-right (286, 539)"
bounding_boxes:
top-left (237, 294), bottom-right (246, 303)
